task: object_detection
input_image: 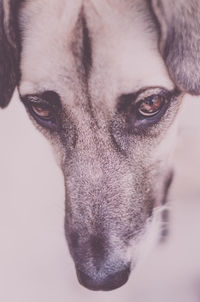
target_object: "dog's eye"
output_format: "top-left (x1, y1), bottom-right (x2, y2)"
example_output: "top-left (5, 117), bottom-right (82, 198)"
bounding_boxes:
top-left (31, 104), bottom-right (52, 120)
top-left (28, 101), bottom-right (59, 130)
top-left (137, 95), bottom-right (165, 117)
top-left (117, 87), bottom-right (178, 133)
top-left (21, 91), bottom-right (62, 131)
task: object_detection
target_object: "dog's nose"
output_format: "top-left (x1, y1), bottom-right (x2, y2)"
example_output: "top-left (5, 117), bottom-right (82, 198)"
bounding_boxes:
top-left (76, 266), bottom-right (130, 291)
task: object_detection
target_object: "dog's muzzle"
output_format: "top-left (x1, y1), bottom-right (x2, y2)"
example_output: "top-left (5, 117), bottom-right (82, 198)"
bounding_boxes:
top-left (67, 231), bottom-right (132, 290)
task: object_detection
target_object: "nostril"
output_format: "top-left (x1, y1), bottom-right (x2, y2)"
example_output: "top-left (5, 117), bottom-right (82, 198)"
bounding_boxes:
top-left (76, 266), bottom-right (130, 291)
top-left (70, 232), bottom-right (80, 249)
top-left (105, 267), bottom-right (130, 290)
top-left (90, 235), bottom-right (106, 265)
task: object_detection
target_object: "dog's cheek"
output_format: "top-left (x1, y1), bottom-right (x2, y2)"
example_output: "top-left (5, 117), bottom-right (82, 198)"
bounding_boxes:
top-left (150, 117), bottom-right (179, 206)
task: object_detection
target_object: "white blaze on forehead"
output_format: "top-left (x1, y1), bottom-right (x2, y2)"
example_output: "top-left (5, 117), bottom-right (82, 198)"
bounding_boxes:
top-left (19, 0), bottom-right (174, 107)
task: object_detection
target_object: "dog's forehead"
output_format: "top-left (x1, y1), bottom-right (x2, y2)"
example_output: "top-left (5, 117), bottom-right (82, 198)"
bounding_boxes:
top-left (19, 0), bottom-right (174, 108)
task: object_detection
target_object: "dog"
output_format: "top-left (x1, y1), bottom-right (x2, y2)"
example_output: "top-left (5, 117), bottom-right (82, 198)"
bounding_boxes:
top-left (1, 0), bottom-right (200, 291)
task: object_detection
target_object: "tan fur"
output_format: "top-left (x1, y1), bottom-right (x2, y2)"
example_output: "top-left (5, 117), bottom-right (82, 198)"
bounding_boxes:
top-left (1, 0), bottom-right (199, 291)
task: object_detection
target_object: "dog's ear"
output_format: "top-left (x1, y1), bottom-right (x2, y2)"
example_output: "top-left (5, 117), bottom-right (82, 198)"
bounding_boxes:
top-left (0, 0), bottom-right (20, 108)
top-left (150, 0), bottom-right (200, 95)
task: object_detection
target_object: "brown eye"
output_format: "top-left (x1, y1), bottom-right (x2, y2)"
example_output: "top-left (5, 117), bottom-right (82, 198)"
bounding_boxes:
top-left (31, 105), bottom-right (52, 119)
top-left (138, 95), bottom-right (165, 117)
top-left (21, 91), bottom-right (62, 131)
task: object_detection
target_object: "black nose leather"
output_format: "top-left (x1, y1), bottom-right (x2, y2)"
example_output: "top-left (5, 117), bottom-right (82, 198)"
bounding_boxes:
top-left (76, 266), bottom-right (130, 291)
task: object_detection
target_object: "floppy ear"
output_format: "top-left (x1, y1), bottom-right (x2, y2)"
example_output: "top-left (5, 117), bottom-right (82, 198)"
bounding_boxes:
top-left (150, 0), bottom-right (200, 95)
top-left (0, 0), bottom-right (20, 108)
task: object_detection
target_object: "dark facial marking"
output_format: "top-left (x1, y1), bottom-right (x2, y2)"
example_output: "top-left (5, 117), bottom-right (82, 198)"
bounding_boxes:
top-left (159, 171), bottom-right (174, 243)
top-left (71, 9), bottom-right (92, 80)
top-left (82, 14), bottom-right (92, 77)
top-left (160, 208), bottom-right (170, 243)
top-left (161, 170), bottom-right (174, 205)
top-left (70, 9), bottom-right (98, 124)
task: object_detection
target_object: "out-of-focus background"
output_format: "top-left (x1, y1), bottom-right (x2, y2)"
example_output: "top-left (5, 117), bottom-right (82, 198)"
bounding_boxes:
top-left (0, 92), bottom-right (200, 302)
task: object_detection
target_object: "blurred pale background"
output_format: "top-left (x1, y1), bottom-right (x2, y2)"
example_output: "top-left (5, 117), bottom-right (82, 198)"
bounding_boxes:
top-left (0, 92), bottom-right (200, 302)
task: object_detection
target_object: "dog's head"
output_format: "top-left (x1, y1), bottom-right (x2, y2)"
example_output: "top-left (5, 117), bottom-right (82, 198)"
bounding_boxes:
top-left (1, 0), bottom-right (200, 291)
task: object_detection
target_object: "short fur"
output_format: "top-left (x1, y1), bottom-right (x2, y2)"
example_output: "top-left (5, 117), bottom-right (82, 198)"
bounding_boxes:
top-left (0, 0), bottom-right (200, 291)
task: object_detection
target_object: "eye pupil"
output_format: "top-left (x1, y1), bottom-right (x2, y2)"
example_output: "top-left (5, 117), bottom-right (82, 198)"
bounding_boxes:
top-left (138, 95), bottom-right (164, 116)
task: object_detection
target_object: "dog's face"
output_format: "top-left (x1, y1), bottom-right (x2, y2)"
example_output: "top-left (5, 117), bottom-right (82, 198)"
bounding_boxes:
top-left (1, 0), bottom-right (200, 291)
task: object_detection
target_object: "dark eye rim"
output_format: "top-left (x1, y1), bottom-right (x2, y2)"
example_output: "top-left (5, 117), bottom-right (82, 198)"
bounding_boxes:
top-left (20, 91), bottom-right (62, 131)
top-left (117, 86), bottom-right (181, 132)
top-left (118, 87), bottom-right (179, 113)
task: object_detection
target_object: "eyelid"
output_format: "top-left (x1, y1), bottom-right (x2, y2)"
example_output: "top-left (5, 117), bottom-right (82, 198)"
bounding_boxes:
top-left (23, 96), bottom-right (51, 107)
top-left (135, 88), bottom-right (166, 104)
top-left (21, 91), bottom-right (61, 108)
top-left (22, 96), bottom-right (61, 116)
